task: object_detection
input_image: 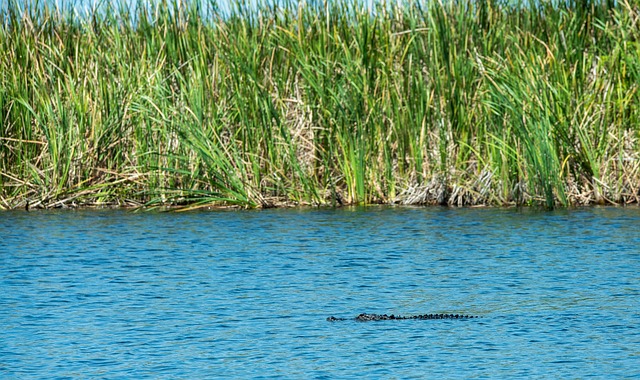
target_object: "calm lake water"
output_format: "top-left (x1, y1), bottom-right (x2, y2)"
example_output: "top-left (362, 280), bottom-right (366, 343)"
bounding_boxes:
top-left (1, 206), bottom-right (639, 378)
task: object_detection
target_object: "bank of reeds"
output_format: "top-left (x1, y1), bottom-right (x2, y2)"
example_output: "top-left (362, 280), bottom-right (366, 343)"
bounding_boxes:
top-left (1, 0), bottom-right (639, 210)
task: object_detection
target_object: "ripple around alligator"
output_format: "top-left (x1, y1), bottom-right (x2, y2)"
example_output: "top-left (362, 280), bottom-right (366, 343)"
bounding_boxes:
top-left (1, 207), bottom-right (639, 378)
top-left (327, 313), bottom-right (481, 321)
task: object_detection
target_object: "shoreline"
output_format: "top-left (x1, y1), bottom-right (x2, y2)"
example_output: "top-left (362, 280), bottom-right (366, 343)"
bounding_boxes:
top-left (7, 193), bottom-right (639, 212)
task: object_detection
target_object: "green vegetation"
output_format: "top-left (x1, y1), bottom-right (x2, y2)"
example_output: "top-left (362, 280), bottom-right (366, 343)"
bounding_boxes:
top-left (1, 0), bottom-right (639, 210)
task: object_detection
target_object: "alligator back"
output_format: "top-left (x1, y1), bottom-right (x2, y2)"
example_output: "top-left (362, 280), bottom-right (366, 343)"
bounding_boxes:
top-left (327, 313), bottom-right (480, 321)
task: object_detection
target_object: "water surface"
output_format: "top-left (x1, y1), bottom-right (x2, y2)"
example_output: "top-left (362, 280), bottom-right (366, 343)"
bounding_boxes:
top-left (1, 206), bottom-right (639, 378)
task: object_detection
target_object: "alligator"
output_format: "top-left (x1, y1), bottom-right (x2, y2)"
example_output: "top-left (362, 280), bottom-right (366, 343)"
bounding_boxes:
top-left (327, 313), bottom-right (480, 321)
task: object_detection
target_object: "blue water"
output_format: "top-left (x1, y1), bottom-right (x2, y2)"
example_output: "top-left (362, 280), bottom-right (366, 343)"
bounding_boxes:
top-left (1, 206), bottom-right (639, 378)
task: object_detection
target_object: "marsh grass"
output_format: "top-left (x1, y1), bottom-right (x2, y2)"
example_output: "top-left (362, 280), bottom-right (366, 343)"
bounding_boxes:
top-left (1, 0), bottom-right (639, 209)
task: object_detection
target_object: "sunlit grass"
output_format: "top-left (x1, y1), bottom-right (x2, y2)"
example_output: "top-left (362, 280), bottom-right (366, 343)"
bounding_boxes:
top-left (1, 0), bottom-right (638, 210)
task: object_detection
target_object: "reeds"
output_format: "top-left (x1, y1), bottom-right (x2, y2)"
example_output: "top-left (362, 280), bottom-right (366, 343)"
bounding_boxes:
top-left (1, 0), bottom-right (638, 209)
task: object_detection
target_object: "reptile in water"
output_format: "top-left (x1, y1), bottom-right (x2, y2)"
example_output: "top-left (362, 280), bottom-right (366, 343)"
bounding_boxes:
top-left (327, 313), bottom-right (480, 321)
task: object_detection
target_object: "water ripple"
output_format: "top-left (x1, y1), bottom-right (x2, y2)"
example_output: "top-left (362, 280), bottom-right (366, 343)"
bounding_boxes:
top-left (1, 207), bottom-right (639, 378)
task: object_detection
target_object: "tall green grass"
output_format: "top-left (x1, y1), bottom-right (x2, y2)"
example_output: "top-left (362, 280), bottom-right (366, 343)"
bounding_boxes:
top-left (1, 0), bottom-right (638, 209)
